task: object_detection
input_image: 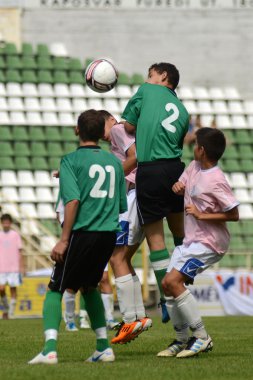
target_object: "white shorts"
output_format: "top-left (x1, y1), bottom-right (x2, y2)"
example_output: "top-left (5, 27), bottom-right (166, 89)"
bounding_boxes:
top-left (0, 273), bottom-right (22, 287)
top-left (167, 242), bottom-right (224, 283)
top-left (117, 189), bottom-right (145, 246)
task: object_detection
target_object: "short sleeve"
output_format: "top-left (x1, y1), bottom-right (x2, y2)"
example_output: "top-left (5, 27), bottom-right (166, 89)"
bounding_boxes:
top-left (213, 182), bottom-right (239, 212)
top-left (60, 156), bottom-right (80, 205)
top-left (121, 86), bottom-right (143, 127)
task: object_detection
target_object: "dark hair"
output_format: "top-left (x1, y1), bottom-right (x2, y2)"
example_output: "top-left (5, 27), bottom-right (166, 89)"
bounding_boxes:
top-left (196, 127), bottom-right (226, 161)
top-left (77, 109), bottom-right (105, 142)
top-left (98, 110), bottom-right (112, 121)
top-left (1, 213), bottom-right (12, 223)
top-left (149, 62), bottom-right (180, 89)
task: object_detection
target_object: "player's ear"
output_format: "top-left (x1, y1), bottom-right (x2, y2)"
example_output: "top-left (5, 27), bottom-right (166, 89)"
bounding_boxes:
top-left (161, 71), bottom-right (168, 82)
top-left (75, 126), bottom-right (79, 136)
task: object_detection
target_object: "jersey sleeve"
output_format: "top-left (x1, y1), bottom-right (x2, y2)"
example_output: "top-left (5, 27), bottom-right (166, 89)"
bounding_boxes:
top-left (111, 124), bottom-right (135, 153)
top-left (212, 181), bottom-right (240, 212)
top-left (179, 160), bottom-right (195, 185)
top-left (121, 86), bottom-right (143, 126)
top-left (16, 232), bottom-right (22, 250)
top-left (60, 156), bottom-right (80, 205)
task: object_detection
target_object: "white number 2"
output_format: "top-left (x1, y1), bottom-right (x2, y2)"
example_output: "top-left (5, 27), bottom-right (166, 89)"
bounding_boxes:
top-left (89, 164), bottom-right (115, 198)
top-left (161, 103), bottom-right (179, 133)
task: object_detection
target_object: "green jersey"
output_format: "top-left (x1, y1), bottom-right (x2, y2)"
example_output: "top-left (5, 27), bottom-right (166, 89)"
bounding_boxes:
top-left (60, 146), bottom-right (127, 232)
top-left (122, 83), bottom-right (189, 162)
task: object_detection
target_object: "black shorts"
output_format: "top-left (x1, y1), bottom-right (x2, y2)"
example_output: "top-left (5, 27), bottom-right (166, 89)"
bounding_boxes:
top-left (48, 230), bottom-right (116, 293)
top-left (136, 159), bottom-right (185, 225)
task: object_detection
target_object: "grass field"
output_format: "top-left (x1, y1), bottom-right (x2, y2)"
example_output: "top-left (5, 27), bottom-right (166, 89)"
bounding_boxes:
top-left (1, 315), bottom-right (252, 380)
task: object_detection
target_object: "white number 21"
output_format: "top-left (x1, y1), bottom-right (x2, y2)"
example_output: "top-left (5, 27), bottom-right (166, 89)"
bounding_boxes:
top-left (161, 103), bottom-right (179, 133)
top-left (89, 164), bottom-right (115, 198)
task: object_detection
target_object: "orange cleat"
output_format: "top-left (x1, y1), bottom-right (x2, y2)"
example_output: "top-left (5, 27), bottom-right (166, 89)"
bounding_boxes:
top-left (111, 320), bottom-right (142, 344)
top-left (122, 317), bottom-right (153, 343)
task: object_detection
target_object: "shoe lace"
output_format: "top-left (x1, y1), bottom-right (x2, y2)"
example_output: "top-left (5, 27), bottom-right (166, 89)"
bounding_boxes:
top-left (168, 339), bottom-right (183, 348)
top-left (185, 336), bottom-right (198, 349)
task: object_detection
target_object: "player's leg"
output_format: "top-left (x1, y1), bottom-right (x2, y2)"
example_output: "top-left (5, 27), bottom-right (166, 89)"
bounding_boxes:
top-left (166, 212), bottom-right (184, 247)
top-left (79, 291), bottom-right (90, 329)
top-left (0, 283), bottom-right (9, 319)
top-left (9, 286), bottom-right (17, 318)
top-left (63, 289), bottom-right (78, 331)
top-left (99, 268), bottom-right (118, 329)
top-left (143, 219), bottom-right (170, 323)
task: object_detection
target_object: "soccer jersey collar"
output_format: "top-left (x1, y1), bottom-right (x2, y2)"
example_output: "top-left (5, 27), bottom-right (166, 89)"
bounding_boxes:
top-left (77, 145), bottom-right (101, 150)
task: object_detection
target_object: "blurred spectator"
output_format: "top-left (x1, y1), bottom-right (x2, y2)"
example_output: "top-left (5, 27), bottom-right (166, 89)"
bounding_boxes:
top-left (0, 214), bottom-right (24, 319)
top-left (184, 114), bottom-right (202, 146)
top-left (210, 117), bottom-right (217, 129)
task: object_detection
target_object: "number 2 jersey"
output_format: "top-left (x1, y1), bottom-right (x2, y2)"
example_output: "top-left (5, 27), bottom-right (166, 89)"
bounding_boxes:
top-left (59, 146), bottom-right (127, 232)
top-left (122, 83), bottom-right (189, 162)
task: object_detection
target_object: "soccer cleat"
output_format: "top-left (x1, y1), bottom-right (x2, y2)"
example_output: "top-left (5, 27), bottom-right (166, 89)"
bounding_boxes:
top-left (65, 322), bottom-right (78, 331)
top-left (158, 298), bottom-right (170, 323)
top-left (157, 340), bottom-right (187, 357)
top-left (28, 351), bottom-right (58, 365)
top-left (86, 348), bottom-right (115, 363)
top-left (111, 320), bottom-right (142, 344)
top-left (176, 335), bottom-right (213, 358)
top-left (106, 319), bottom-right (119, 330)
top-left (80, 316), bottom-right (90, 329)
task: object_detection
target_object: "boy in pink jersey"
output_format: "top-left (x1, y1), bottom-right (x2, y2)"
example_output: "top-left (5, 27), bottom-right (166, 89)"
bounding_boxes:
top-left (0, 214), bottom-right (24, 319)
top-left (157, 127), bottom-right (239, 359)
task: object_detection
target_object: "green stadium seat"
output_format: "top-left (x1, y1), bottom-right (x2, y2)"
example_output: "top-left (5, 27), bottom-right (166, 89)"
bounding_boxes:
top-left (6, 55), bottom-right (23, 69)
top-left (45, 127), bottom-right (62, 141)
top-left (68, 71), bottom-right (83, 84)
top-left (182, 144), bottom-right (194, 159)
top-left (234, 130), bottom-right (250, 144)
top-left (69, 58), bottom-right (82, 71)
top-left (3, 42), bottom-right (18, 55)
top-left (21, 70), bottom-right (38, 83)
top-left (47, 142), bottom-right (63, 156)
top-left (84, 58), bottom-right (94, 68)
top-left (240, 159), bottom-right (252, 173)
top-left (0, 142), bottom-right (13, 156)
top-left (21, 56), bottom-right (37, 70)
top-left (41, 220), bottom-right (58, 235)
top-left (0, 126), bottom-right (12, 140)
top-left (118, 72), bottom-right (132, 85)
top-left (227, 222), bottom-right (241, 236)
top-left (5, 69), bottom-right (22, 83)
top-left (52, 57), bottom-right (68, 71)
top-left (61, 127), bottom-right (77, 142)
top-left (31, 157), bottom-right (49, 170)
top-left (53, 70), bottom-right (69, 84)
top-left (229, 237), bottom-right (246, 251)
top-left (30, 142), bottom-right (48, 157)
top-left (223, 130), bottom-right (235, 145)
top-left (131, 73), bottom-right (144, 85)
top-left (37, 57), bottom-right (53, 70)
top-left (48, 157), bottom-right (61, 170)
top-left (37, 70), bottom-right (54, 84)
top-left (22, 42), bottom-right (34, 56)
top-left (240, 220), bottom-right (253, 236)
top-left (14, 156), bottom-right (31, 170)
top-left (13, 126), bottom-right (29, 141)
top-left (238, 145), bottom-right (252, 159)
top-left (0, 70), bottom-right (5, 82)
top-left (223, 145), bottom-right (239, 159)
top-left (244, 236), bottom-right (253, 249)
top-left (29, 126), bottom-right (46, 141)
top-left (63, 142), bottom-right (78, 154)
top-left (0, 56), bottom-right (5, 69)
top-left (13, 142), bottom-right (30, 156)
top-left (223, 159), bottom-right (241, 172)
top-left (0, 156), bottom-right (15, 169)
top-left (36, 44), bottom-right (50, 57)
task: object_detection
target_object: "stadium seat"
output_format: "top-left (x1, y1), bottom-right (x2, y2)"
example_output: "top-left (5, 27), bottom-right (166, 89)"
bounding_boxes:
top-left (230, 173), bottom-right (248, 188)
top-left (240, 220), bottom-right (253, 236)
top-left (231, 115), bottom-right (247, 129)
top-left (36, 44), bottom-right (50, 57)
top-left (182, 100), bottom-right (197, 114)
top-left (0, 156), bottom-right (15, 170)
top-left (47, 142), bottom-right (63, 157)
top-left (224, 86), bottom-right (240, 100)
top-left (216, 115), bottom-right (231, 129)
top-left (233, 129), bottom-right (250, 144)
top-left (0, 70), bottom-right (5, 83)
top-left (54, 83), bottom-right (70, 97)
top-left (37, 56), bottom-right (53, 70)
top-left (36, 188), bottom-right (54, 203)
top-left (6, 83), bottom-right (23, 97)
top-left (40, 98), bottom-right (57, 112)
top-left (238, 145), bottom-right (252, 159)
top-left (3, 42), bottom-right (18, 55)
top-left (21, 220), bottom-right (40, 236)
top-left (17, 170), bottom-right (35, 186)
top-left (19, 187), bottom-right (37, 202)
top-left (37, 70), bottom-right (54, 84)
top-left (26, 111), bottom-right (43, 125)
top-left (21, 70), bottom-right (38, 84)
top-left (68, 71), bottom-right (84, 84)
top-left (63, 142), bottom-right (78, 154)
top-left (58, 112), bottom-right (75, 126)
top-left (239, 204), bottom-right (253, 219)
top-left (69, 83), bottom-right (86, 97)
top-left (234, 189), bottom-right (251, 203)
top-left (22, 83), bottom-right (38, 97)
top-left (131, 73), bottom-right (144, 85)
top-left (6, 55), bottom-right (22, 70)
top-left (117, 72), bottom-right (131, 86)
top-left (0, 98), bottom-right (8, 110)
top-left (209, 87), bottom-right (225, 100)
top-left (31, 157), bottom-right (49, 170)
top-left (21, 56), bottom-right (37, 70)
top-left (31, 142), bottom-right (48, 157)
top-left (10, 111), bottom-right (27, 125)
top-left (247, 173), bottom-right (253, 188)
top-left (223, 159), bottom-right (241, 172)
top-left (42, 112), bottom-right (59, 126)
top-left (52, 57), bottom-right (68, 71)
top-left (240, 160), bottom-right (253, 173)
top-left (50, 42), bottom-right (68, 57)
top-left (8, 97), bottom-right (24, 111)
top-left (6, 69), bottom-right (22, 83)
top-left (0, 56), bottom-right (5, 69)
top-left (45, 126), bottom-right (61, 141)
top-left (212, 101), bottom-right (228, 114)
top-left (196, 100), bottom-right (213, 114)
top-left (53, 70), bottom-right (69, 84)
top-left (227, 101), bottom-right (243, 114)
top-left (48, 157), bottom-right (61, 171)
top-left (61, 126), bottom-right (77, 142)
top-left (87, 98), bottom-right (104, 109)
top-left (178, 86), bottom-right (194, 100)
top-left (56, 98), bottom-right (72, 112)
top-left (69, 58), bottom-right (83, 71)
top-left (14, 142), bottom-right (30, 156)
top-left (117, 85), bottom-right (132, 98)
top-left (0, 83), bottom-right (6, 96)
top-left (0, 142), bottom-right (13, 156)
top-left (1, 203), bottom-right (20, 218)
top-left (24, 97), bottom-right (41, 111)
top-left (193, 86), bottom-right (210, 99)
top-left (0, 111), bottom-right (10, 124)
top-left (243, 100), bottom-right (253, 115)
top-left (1, 187), bottom-right (19, 202)
top-left (20, 203), bottom-right (38, 219)
top-left (13, 126), bottom-right (29, 141)
top-left (0, 170), bottom-right (18, 186)
top-left (0, 126), bottom-right (12, 140)
top-left (104, 99), bottom-right (120, 114)
top-left (37, 203), bottom-right (56, 219)
top-left (34, 171), bottom-right (52, 187)
top-left (21, 43), bottom-right (34, 56)
top-left (38, 83), bottom-right (55, 97)
top-left (14, 157), bottom-right (31, 170)
top-left (72, 98), bottom-right (88, 113)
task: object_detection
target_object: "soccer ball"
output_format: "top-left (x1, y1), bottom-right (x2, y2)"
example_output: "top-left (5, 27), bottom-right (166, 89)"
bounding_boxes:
top-left (85, 59), bottom-right (118, 93)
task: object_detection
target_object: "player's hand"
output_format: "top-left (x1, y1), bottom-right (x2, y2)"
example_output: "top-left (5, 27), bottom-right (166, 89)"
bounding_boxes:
top-left (51, 240), bottom-right (68, 263)
top-left (172, 181), bottom-right (185, 195)
top-left (185, 204), bottom-right (201, 219)
top-left (52, 170), bottom-right (60, 178)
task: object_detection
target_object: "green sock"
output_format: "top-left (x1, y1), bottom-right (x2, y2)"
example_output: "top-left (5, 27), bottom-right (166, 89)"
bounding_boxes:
top-left (149, 249), bottom-right (170, 300)
top-left (173, 236), bottom-right (184, 247)
top-left (82, 288), bottom-right (109, 351)
top-left (42, 290), bottom-right (62, 355)
top-left (80, 291), bottom-right (86, 310)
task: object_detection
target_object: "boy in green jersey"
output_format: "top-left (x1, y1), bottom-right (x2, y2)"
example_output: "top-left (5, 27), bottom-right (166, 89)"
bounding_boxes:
top-left (123, 63), bottom-right (189, 321)
top-left (28, 109), bottom-right (127, 365)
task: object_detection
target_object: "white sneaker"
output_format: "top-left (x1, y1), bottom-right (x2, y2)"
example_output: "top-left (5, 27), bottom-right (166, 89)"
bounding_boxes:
top-left (177, 335), bottom-right (213, 358)
top-left (157, 340), bottom-right (187, 357)
top-left (107, 320), bottom-right (119, 330)
top-left (28, 351), bottom-right (58, 365)
top-left (65, 322), bottom-right (78, 331)
top-left (80, 317), bottom-right (90, 329)
top-left (86, 348), bottom-right (115, 363)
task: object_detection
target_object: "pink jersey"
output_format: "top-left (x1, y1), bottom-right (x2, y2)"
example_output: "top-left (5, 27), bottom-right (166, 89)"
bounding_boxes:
top-left (0, 230), bottom-right (22, 273)
top-left (180, 160), bottom-right (239, 254)
top-left (110, 123), bottom-right (136, 185)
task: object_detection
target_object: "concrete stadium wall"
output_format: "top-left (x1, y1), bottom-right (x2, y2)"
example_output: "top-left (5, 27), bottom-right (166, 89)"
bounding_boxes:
top-left (21, 8), bottom-right (253, 97)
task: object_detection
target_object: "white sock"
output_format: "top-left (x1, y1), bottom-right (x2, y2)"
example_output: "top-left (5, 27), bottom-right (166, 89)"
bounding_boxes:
top-left (9, 298), bottom-right (16, 317)
top-left (64, 290), bottom-right (76, 323)
top-left (45, 329), bottom-right (58, 341)
top-left (132, 274), bottom-right (145, 319)
top-left (175, 289), bottom-right (208, 339)
top-left (101, 293), bottom-right (114, 321)
top-left (166, 296), bottom-right (189, 343)
top-left (80, 309), bottom-right (89, 319)
top-left (115, 274), bottom-right (136, 322)
top-left (95, 327), bottom-right (107, 340)
top-left (1, 295), bottom-right (9, 313)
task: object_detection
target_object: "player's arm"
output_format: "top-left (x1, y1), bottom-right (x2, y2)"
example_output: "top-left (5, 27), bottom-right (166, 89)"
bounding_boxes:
top-left (185, 204), bottom-right (239, 222)
top-left (123, 143), bottom-right (137, 176)
top-left (124, 121), bottom-right (136, 135)
top-left (172, 181), bottom-right (185, 195)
